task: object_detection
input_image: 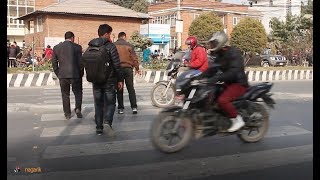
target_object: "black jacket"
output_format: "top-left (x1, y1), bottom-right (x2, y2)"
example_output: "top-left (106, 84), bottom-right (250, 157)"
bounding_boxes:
top-left (214, 46), bottom-right (248, 87)
top-left (52, 40), bottom-right (83, 79)
top-left (87, 37), bottom-right (123, 84)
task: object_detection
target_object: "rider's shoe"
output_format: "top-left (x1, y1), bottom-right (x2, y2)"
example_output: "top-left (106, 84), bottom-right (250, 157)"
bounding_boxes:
top-left (227, 115), bottom-right (245, 132)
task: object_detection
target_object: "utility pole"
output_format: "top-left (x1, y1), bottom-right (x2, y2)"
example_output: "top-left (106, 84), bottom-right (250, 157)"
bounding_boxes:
top-left (177, 0), bottom-right (182, 48)
top-left (32, 36), bottom-right (35, 72)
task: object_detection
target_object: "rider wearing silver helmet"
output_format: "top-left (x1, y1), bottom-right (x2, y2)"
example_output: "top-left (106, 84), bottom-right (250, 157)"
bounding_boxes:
top-left (207, 31), bottom-right (249, 132)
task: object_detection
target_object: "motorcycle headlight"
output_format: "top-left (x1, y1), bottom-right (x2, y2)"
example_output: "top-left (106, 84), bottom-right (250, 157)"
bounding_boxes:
top-left (270, 57), bottom-right (275, 60)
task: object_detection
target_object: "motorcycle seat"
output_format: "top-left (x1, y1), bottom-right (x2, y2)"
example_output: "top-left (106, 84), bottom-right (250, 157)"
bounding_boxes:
top-left (236, 82), bottom-right (270, 101)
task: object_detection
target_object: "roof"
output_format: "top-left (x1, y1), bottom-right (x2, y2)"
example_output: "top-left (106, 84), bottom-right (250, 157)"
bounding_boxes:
top-left (18, 0), bottom-right (150, 20)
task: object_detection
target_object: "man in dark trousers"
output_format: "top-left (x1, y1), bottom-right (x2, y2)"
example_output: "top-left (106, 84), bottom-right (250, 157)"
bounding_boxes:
top-left (52, 31), bottom-right (84, 120)
top-left (89, 24), bottom-right (123, 136)
top-left (114, 32), bottom-right (140, 114)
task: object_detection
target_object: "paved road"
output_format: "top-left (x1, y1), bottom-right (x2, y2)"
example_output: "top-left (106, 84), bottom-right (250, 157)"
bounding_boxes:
top-left (7, 81), bottom-right (313, 180)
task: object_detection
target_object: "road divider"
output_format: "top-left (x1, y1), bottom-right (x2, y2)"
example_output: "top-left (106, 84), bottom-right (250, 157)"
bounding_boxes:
top-left (7, 69), bottom-right (313, 87)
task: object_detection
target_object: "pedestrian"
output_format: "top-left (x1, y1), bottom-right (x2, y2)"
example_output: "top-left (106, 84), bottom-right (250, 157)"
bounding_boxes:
top-left (45, 45), bottom-right (53, 61)
top-left (7, 43), bottom-right (19, 67)
top-left (82, 24), bottom-right (123, 136)
top-left (114, 32), bottom-right (140, 114)
top-left (51, 31), bottom-right (84, 120)
top-left (142, 47), bottom-right (151, 66)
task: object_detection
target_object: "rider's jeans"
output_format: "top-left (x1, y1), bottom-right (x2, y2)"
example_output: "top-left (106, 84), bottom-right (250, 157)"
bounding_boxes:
top-left (217, 83), bottom-right (247, 118)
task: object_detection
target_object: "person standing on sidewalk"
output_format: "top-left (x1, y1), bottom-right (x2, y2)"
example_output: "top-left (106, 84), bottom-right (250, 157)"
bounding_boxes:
top-left (52, 31), bottom-right (84, 120)
top-left (114, 32), bottom-right (140, 114)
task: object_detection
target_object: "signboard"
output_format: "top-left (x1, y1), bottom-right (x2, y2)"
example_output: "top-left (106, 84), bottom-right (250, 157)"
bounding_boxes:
top-left (44, 37), bottom-right (65, 48)
top-left (175, 20), bottom-right (183, 33)
top-left (140, 24), bottom-right (171, 44)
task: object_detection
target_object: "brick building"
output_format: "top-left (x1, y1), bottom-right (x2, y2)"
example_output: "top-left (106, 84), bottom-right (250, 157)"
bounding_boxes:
top-left (17, 0), bottom-right (150, 55)
top-left (148, 0), bottom-right (262, 50)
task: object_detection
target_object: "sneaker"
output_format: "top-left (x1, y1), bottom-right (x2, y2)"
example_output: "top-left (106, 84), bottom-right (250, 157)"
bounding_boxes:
top-left (118, 109), bottom-right (124, 114)
top-left (227, 115), bottom-right (245, 132)
top-left (96, 128), bottom-right (103, 135)
top-left (75, 108), bottom-right (83, 118)
top-left (132, 108), bottom-right (138, 114)
top-left (105, 123), bottom-right (115, 137)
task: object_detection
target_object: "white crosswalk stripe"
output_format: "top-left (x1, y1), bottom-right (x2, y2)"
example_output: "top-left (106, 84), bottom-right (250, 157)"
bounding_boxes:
top-left (32, 83), bottom-right (313, 178)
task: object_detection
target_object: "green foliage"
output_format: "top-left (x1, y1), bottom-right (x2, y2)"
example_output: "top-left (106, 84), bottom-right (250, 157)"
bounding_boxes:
top-left (230, 17), bottom-right (267, 54)
top-left (105, 0), bottom-right (149, 13)
top-left (188, 12), bottom-right (224, 42)
top-left (301, 0), bottom-right (313, 15)
top-left (129, 31), bottom-right (153, 50)
top-left (131, 0), bottom-right (149, 13)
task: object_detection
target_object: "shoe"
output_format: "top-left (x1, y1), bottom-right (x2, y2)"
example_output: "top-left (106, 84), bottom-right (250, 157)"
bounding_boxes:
top-left (227, 115), bottom-right (245, 132)
top-left (75, 108), bottom-right (83, 118)
top-left (118, 109), bottom-right (124, 114)
top-left (96, 128), bottom-right (103, 135)
top-left (132, 108), bottom-right (138, 114)
top-left (105, 123), bottom-right (115, 137)
top-left (65, 114), bottom-right (71, 120)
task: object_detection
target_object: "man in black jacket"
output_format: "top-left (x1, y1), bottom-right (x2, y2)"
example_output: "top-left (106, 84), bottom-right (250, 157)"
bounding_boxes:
top-left (90, 24), bottom-right (124, 136)
top-left (207, 31), bottom-right (249, 132)
top-left (52, 31), bottom-right (84, 120)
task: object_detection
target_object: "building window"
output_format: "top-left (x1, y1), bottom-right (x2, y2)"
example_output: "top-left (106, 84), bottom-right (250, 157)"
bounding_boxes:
top-left (233, 17), bottom-right (238, 26)
top-left (37, 16), bottom-right (43, 32)
top-left (269, 0), bottom-right (273, 6)
top-left (27, 0), bottom-right (35, 6)
top-left (9, 0), bottom-right (17, 5)
top-left (193, 13), bottom-right (200, 20)
top-left (18, 0), bottom-right (26, 5)
top-left (25, 20), bottom-right (34, 34)
top-left (170, 36), bottom-right (177, 49)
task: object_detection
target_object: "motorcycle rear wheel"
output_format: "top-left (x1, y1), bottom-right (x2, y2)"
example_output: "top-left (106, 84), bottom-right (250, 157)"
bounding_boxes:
top-left (150, 112), bottom-right (194, 153)
top-left (151, 82), bottom-right (175, 108)
top-left (237, 103), bottom-right (269, 143)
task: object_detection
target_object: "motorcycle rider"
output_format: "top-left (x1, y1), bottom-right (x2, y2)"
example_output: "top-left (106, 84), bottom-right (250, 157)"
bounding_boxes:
top-left (176, 36), bottom-right (208, 96)
top-left (207, 31), bottom-right (249, 132)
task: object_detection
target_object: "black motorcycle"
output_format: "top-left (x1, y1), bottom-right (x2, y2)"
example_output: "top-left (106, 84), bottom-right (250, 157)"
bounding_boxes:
top-left (150, 65), bottom-right (276, 153)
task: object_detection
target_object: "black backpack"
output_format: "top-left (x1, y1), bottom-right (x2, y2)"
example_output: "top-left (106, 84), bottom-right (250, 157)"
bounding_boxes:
top-left (82, 43), bottom-right (112, 84)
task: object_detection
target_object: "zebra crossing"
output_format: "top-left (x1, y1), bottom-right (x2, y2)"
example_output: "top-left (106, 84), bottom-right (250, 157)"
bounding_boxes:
top-left (14, 84), bottom-right (313, 179)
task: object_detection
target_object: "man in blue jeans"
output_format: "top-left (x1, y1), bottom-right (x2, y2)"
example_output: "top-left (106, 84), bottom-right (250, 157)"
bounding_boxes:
top-left (90, 24), bottom-right (124, 136)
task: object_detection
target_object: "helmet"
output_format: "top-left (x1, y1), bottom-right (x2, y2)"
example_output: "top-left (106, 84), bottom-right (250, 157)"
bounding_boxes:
top-left (185, 36), bottom-right (198, 49)
top-left (207, 31), bottom-right (228, 53)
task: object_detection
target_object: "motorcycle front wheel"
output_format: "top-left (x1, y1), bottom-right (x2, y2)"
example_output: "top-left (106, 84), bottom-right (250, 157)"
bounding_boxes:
top-left (150, 112), bottom-right (194, 153)
top-left (151, 82), bottom-right (175, 108)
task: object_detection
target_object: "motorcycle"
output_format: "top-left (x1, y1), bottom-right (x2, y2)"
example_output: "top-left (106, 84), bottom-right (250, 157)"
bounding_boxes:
top-left (151, 50), bottom-right (192, 108)
top-left (150, 64), bottom-right (276, 153)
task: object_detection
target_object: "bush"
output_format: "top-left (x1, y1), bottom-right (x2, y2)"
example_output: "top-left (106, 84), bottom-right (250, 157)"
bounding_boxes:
top-left (189, 12), bottom-right (224, 42)
top-left (231, 17), bottom-right (268, 54)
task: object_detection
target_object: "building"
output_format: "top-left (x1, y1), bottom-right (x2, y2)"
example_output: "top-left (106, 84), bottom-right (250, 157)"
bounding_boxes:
top-left (148, 0), bottom-right (262, 51)
top-left (16, 0), bottom-right (150, 55)
top-left (248, 0), bottom-right (307, 34)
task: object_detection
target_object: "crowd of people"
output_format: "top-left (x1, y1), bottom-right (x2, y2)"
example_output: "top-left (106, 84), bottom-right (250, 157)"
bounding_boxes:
top-left (7, 41), bottom-right (54, 68)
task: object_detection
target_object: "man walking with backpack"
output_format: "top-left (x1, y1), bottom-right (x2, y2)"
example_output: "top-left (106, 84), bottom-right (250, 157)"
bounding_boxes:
top-left (52, 31), bottom-right (84, 120)
top-left (82, 24), bottom-right (123, 136)
top-left (114, 32), bottom-right (140, 114)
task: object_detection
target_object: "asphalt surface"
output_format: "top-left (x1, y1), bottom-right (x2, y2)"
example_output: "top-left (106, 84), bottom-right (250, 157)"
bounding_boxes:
top-left (7, 81), bottom-right (313, 180)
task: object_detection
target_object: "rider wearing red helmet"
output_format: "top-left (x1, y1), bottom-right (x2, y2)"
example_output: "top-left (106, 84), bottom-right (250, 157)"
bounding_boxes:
top-left (185, 36), bottom-right (208, 73)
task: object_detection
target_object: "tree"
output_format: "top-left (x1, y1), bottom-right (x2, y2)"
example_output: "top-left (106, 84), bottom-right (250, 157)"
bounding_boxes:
top-left (230, 17), bottom-right (267, 54)
top-left (105, 0), bottom-right (137, 9)
top-left (301, 0), bottom-right (313, 15)
top-left (188, 12), bottom-right (224, 42)
top-left (131, 0), bottom-right (149, 13)
top-left (129, 31), bottom-right (153, 50)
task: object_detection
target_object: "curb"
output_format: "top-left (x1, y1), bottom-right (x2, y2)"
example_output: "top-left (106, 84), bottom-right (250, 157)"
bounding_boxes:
top-left (141, 69), bottom-right (313, 84)
top-left (7, 69), bottom-right (313, 88)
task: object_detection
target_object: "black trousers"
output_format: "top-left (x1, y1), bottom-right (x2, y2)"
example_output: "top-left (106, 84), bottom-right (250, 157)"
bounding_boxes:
top-left (59, 78), bottom-right (83, 116)
top-left (117, 67), bottom-right (137, 109)
top-left (93, 79), bottom-right (116, 130)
